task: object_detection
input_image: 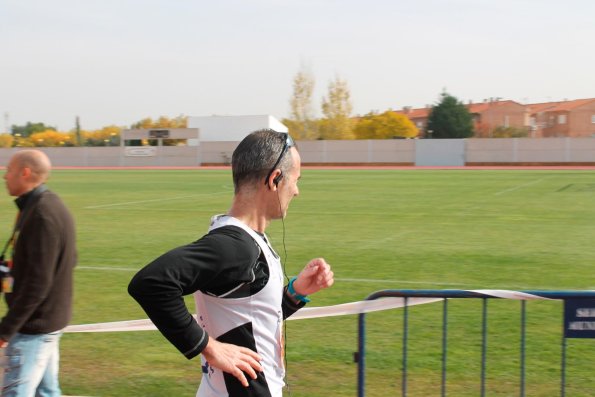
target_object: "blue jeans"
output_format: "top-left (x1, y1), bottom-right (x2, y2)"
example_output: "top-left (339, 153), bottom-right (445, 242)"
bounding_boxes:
top-left (1, 332), bottom-right (62, 397)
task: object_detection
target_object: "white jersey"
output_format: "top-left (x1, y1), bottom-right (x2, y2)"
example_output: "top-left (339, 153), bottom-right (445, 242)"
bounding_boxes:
top-left (194, 215), bottom-right (285, 397)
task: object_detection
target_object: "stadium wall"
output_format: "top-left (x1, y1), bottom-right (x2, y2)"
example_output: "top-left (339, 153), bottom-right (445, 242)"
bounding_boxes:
top-left (0, 138), bottom-right (594, 167)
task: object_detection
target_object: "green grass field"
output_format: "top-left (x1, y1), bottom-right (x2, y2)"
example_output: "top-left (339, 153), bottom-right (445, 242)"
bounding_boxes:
top-left (1, 168), bottom-right (594, 396)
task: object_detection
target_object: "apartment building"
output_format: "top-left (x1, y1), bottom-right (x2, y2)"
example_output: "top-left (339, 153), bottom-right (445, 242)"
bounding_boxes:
top-left (527, 98), bottom-right (595, 138)
top-left (397, 98), bottom-right (595, 138)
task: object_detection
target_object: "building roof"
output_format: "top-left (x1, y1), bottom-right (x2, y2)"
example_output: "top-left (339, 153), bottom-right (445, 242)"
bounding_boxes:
top-left (527, 98), bottom-right (595, 114)
top-left (395, 100), bottom-right (523, 118)
top-left (395, 98), bottom-right (595, 119)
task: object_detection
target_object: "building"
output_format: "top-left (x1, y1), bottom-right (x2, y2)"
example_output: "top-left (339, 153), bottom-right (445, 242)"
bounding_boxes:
top-left (468, 100), bottom-right (528, 138)
top-left (397, 98), bottom-right (595, 138)
top-left (527, 98), bottom-right (595, 138)
top-left (187, 114), bottom-right (287, 143)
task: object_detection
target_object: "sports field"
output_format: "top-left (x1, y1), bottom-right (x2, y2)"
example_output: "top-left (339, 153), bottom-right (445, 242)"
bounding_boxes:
top-left (1, 168), bottom-right (594, 396)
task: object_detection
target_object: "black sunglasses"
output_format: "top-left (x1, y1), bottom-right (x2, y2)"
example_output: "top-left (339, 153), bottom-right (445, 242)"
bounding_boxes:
top-left (264, 133), bottom-right (295, 185)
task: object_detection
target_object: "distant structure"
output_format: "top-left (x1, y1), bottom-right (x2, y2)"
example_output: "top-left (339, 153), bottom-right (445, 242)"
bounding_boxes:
top-left (121, 115), bottom-right (287, 147)
top-left (396, 98), bottom-right (595, 138)
top-left (187, 114), bottom-right (287, 143)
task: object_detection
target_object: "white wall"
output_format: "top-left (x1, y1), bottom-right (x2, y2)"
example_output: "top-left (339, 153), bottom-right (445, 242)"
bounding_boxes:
top-left (187, 115), bottom-right (288, 142)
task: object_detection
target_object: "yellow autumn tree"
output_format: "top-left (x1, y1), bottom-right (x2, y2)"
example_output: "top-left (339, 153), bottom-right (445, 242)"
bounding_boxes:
top-left (0, 134), bottom-right (14, 148)
top-left (354, 110), bottom-right (419, 139)
top-left (29, 130), bottom-right (75, 147)
top-left (82, 126), bottom-right (122, 146)
top-left (319, 76), bottom-right (354, 140)
top-left (130, 115), bottom-right (187, 129)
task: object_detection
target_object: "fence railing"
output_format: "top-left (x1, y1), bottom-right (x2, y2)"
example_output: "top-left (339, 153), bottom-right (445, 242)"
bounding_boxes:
top-left (355, 290), bottom-right (595, 397)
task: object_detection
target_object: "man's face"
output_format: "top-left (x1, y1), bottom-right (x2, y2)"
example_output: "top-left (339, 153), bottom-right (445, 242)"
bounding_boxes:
top-left (277, 147), bottom-right (301, 218)
top-left (4, 157), bottom-right (27, 197)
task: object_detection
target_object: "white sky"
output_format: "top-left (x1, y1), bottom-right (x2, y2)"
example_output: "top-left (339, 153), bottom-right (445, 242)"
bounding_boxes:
top-left (1, 0), bottom-right (593, 131)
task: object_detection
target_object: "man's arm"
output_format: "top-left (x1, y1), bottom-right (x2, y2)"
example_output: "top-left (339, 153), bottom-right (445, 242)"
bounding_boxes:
top-left (128, 248), bottom-right (209, 359)
top-left (128, 227), bottom-right (266, 387)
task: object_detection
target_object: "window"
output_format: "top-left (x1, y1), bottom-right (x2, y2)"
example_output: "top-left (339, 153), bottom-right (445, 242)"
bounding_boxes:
top-left (558, 114), bottom-right (567, 124)
top-left (592, 115), bottom-right (595, 124)
top-left (504, 115), bottom-right (510, 128)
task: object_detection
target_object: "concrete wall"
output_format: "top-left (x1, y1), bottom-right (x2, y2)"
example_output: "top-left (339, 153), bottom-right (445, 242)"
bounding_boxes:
top-left (0, 138), bottom-right (593, 167)
top-left (415, 140), bottom-right (465, 166)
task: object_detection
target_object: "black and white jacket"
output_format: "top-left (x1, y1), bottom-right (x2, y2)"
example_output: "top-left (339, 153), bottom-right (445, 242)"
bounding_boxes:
top-left (128, 215), bottom-right (305, 397)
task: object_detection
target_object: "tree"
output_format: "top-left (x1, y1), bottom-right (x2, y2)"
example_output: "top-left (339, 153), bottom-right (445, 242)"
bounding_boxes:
top-left (83, 126), bottom-right (122, 146)
top-left (29, 130), bottom-right (74, 147)
top-left (354, 110), bottom-right (418, 139)
top-left (129, 115), bottom-right (187, 146)
top-left (491, 126), bottom-right (529, 138)
top-left (11, 122), bottom-right (56, 138)
top-left (130, 115), bottom-right (187, 129)
top-left (286, 66), bottom-right (318, 140)
top-left (426, 92), bottom-right (474, 138)
top-left (319, 76), bottom-right (354, 140)
top-left (0, 134), bottom-right (13, 148)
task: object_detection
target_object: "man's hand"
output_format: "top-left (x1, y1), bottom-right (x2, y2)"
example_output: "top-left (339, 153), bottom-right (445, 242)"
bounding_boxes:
top-left (201, 337), bottom-right (263, 387)
top-left (0, 338), bottom-right (8, 348)
top-left (292, 258), bottom-right (334, 296)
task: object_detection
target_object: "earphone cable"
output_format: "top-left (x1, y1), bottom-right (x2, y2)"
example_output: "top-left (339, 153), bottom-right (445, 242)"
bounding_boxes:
top-left (277, 190), bottom-right (292, 396)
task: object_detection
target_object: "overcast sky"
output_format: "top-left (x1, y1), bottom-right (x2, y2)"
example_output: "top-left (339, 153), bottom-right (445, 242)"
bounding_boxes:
top-left (1, 0), bottom-right (593, 131)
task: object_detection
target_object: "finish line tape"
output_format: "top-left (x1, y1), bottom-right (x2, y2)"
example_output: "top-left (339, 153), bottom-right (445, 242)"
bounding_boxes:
top-left (64, 297), bottom-right (443, 333)
top-left (63, 290), bottom-right (554, 334)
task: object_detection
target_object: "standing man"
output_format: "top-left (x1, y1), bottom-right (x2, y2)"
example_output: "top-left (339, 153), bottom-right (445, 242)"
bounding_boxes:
top-left (0, 150), bottom-right (77, 396)
top-left (129, 129), bottom-right (334, 396)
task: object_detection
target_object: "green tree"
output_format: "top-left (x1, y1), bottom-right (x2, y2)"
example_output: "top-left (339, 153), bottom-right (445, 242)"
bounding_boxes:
top-left (319, 76), bottom-right (354, 140)
top-left (354, 110), bottom-right (418, 139)
top-left (427, 92), bottom-right (474, 138)
top-left (286, 66), bottom-right (318, 140)
top-left (11, 122), bottom-right (56, 138)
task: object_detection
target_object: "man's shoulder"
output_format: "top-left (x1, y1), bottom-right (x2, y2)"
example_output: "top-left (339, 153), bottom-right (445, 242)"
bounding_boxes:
top-left (200, 225), bottom-right (258, 252)
top-left (162, 225), bottom-right (260, 271)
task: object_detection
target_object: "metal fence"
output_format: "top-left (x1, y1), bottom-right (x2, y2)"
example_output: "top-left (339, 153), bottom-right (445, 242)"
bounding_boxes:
top-left (355, 290), bottom-right (595, 397)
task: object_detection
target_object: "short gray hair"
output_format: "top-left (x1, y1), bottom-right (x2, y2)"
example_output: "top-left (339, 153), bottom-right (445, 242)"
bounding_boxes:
top-left (231, 129), bottom-right (295, 193)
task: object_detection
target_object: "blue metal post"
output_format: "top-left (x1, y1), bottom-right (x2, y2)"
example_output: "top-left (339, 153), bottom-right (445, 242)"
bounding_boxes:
top-left (441, 298), bottom-right (448, 397)
top-left (520, 300), bottom-right (526, 397)
top-left (560, 309), bottom-right (567, 397)
top-left (402, 297), bottom-right (409, 397)
top-left (357, 312), bottom-right (366, 397)
top-left (481, 298), bottom-right (488, 397)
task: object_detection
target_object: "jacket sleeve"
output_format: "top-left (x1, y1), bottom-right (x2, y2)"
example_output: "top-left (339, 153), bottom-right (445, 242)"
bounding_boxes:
top-left (128, 248), bottom-right (210, 360)
top-left (281, 286), bottom-right (307, 319)
top-left (128, 228), bottom-right (260, 360)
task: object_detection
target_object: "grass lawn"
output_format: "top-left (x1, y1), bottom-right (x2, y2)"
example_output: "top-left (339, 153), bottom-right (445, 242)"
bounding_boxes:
top-left (1, 168), bottom-right (594, 396)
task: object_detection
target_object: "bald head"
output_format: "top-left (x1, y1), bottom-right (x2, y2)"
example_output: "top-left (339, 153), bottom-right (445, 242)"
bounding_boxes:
top-left (12, 150), bottom-right (52, 184)
top-left (4, 150), bottom-right (52, 197)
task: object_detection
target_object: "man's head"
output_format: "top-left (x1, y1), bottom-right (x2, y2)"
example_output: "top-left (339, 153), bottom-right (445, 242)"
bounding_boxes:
top-left (4, 150), bottom-right (52, 197)
top-left (232, 129), bottom-right (297, 193)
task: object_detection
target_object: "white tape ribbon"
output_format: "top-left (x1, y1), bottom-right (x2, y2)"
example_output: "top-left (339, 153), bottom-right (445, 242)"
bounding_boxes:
top-left (467, 290), bottom-right (551, 300)
top-left (64, 297), bottom-right (442, 333)
top-left (64, 290), bottom-right (554, 334)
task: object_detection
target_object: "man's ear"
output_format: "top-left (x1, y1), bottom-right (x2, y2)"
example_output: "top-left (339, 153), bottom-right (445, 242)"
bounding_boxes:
top-left (267, 169), bottom-right (283, 190)
top-left (21, 167), bottom-right (32, 178)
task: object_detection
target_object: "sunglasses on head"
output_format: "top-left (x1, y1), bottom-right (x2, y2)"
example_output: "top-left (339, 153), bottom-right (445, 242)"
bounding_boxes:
top-left (264, 133), bottom-right (295, 186)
